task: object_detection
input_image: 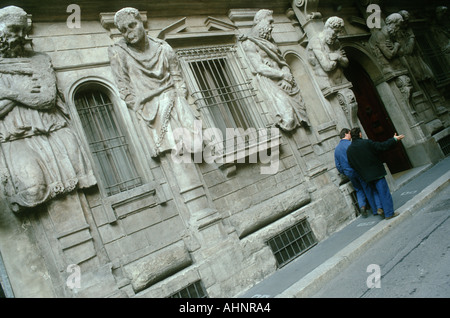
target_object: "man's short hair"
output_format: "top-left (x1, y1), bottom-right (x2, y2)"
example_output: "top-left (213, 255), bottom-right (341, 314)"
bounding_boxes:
top-left (339, 128), bottom-right (350, 139)
top-left (350, 127), bottom-right (361, 139)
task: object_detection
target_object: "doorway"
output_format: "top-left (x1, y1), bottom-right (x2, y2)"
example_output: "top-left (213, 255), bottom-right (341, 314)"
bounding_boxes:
top-left (344, 59), bottom-right (412, 174)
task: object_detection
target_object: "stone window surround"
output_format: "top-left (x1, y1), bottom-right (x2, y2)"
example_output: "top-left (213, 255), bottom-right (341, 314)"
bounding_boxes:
top-left (66, 77), bottom-right (168, 223)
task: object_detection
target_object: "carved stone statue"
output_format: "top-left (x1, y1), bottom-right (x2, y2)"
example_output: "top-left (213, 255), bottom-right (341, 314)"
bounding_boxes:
top-left (369, 13), bottom-right (407, 77)
top-left (239, 9), bottom-right (309, 132)
top-left (397, 10), bottom-right (434, 82)
top-left (108, 7), bottom-right (201, 158)
top-left (307, 16), bottom-right (350, 91)
top-left (430, 6), bottom-right (450, 66)
top-left (0, 6), bottom-right (96, 212)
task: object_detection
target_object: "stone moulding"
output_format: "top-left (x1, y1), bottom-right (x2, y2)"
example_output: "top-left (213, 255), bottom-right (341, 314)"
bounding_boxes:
top-left (103, 181), bottom-right (168, 223)
top-left (99, 11), bottom-right (148, 30)
top-left (231, 183), bottom-right (311, 239)
top-left (123, 240), bottom-right (192, 293)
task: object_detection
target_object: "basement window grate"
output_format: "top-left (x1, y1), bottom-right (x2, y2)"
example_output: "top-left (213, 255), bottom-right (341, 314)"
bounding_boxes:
top-left (438, 134), bottom-right (450, 157)
top-left (168, 280), bottom-right (208, 298)
top-left (267, 218), bottom-right (317, 268)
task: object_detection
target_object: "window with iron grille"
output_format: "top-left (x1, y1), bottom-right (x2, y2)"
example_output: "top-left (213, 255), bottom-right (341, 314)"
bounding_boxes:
top-left (267, 218), bottom-right (317, 268)
top-left (168, 280), bottom-right (208, 298)
top-left (177, 45), bottom-right (267, 150)
top-left (438, 134), bottom-right (450, 156)
top-left (74, 89), bottom-right (142, 196)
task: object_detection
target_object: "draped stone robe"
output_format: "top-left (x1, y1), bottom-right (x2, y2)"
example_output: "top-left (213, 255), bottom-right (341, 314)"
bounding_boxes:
top-left (0, 52), bottom-right (96, 212)
top-left (240, 34), bottom-right (310, 132)
top-left (108, 36), bottom-right (200, 157)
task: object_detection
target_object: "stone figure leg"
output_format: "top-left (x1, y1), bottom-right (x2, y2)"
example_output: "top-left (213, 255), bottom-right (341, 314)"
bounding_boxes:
top-left (3, 137), bottom-right (54, 210)
top-left (47, 128), bottom-right (96, 189)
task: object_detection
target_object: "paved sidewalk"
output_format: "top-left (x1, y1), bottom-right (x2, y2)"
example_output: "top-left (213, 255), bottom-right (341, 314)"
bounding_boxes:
top-left (238, 156), bottom-right (450, 298)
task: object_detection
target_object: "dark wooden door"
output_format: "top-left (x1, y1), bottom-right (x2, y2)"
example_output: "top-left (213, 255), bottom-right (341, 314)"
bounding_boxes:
top-left (344, 60), bottom-right (412, 174)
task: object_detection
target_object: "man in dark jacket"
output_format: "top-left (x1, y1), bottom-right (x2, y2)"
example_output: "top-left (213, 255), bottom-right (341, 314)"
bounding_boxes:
top-left (334, 128), bottom-right (382, 217)
top-left (347, 127), bottom-right (405, 220)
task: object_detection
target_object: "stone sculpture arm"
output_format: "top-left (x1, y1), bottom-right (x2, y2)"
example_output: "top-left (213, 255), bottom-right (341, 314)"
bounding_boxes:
top-left (374, 31), bottom-right (400, 60)
top-left (0, 99), bottom-right (15, 118)
top-left (243, 39), bottom-right (295, 92)
top-left (309, 37), bottom-right (337, 72)
top-left (335, 47), bottom-right (349, 68)
top-left (0, 54), bottom-right (57, 111)
top-left (0, 82), bottom-right (53, 109)
top-left (108, 46), bottom-right (136, 110)
top-left (165, 43), bottom-right (188, 98)
top-left (242, 40), bottom-right (287, 81)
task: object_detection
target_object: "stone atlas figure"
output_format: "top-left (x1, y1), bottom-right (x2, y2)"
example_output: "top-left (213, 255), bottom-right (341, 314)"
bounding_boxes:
top-left (108, 7), bottom-right (201, 158)
top-left (239, 9), bottom-right (310, 132)
top-left (307, 16), bottom-right (349, 90)
top-left (0, 6), bottom-right (96, 212)
top-left (369, 13), bottom-right (406, 76)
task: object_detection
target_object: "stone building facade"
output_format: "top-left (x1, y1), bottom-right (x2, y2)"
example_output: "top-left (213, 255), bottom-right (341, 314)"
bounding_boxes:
top-left (0, 0), bottom-right (448, 298)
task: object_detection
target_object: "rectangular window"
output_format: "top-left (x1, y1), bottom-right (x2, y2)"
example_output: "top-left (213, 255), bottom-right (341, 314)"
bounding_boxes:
top-left (437, 134), bottom-right (450, 156)
top-left (168, 280), bottom-right (208, 298)
top-left (177, 45), bottom-right (267, 150)
top-left (266, 218), bottom-right (317, 268)
top-left (75, 90), bottom-right (142, 196)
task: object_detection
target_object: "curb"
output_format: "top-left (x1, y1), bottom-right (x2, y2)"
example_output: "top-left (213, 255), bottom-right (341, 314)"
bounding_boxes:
top-left (276, 170), bottom-right (450, 298)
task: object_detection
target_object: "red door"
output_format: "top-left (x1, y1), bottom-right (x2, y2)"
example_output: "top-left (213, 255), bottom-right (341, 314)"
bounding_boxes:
top-left (344, 60), bottom-right (412, 174)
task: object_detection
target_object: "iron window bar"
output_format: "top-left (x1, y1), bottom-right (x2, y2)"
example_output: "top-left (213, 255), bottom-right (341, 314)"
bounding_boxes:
top-left (266, 218), bottom-right (317, 268)
top-left (75, 90), bottom-right (142, 196)
top-left (177, 45), bottom-right (266, 134)
top-left (168, 280), bottom-right (208, 298)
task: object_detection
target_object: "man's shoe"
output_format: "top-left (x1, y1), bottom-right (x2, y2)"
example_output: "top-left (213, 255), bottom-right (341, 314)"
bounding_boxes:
top-left (377, 208), bottom-right (384, 217)
top-left (360, 206), bottom-right (368, 218)
top-left (385, 212), bottom-right (399, 220)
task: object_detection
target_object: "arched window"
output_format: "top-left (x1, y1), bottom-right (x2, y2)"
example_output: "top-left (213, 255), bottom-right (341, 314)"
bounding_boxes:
top-left (74, 86), bottom-right (142, 196)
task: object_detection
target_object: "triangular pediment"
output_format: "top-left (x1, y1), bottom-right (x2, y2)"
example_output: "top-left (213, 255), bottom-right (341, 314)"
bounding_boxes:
top-left (156, 16), bottom-right (237, 47)
top-left (157, 17), bottom-right (187, 39)
top-left (204, 16), bottom-right (237, 32)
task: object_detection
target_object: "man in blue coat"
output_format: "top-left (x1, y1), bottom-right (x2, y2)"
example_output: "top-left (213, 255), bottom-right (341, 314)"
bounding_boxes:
top-left (347, 127), bottom-right (405, 220)
top-left (335, 128), bottom-right (382, 217)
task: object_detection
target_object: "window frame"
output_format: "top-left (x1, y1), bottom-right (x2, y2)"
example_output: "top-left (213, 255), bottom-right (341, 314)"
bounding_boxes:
top-left (67, 78), bottom-right (148, 199)
top-left (177, 44), bottom-right (280, 166)
top-left (266, 218), bottom-right (317, 268)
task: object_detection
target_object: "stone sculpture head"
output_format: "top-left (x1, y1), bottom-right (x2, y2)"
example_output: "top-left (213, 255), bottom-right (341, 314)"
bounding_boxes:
top-left (385, 13), bottom-right (403, 37)
top-left (323, 16), bottom-right (344, 45)
top-left (252, 9), bottom-right (274, 41)
top-left (114, 7), bottom-right (146, 48)
top-left (0, 5), bottom-right (29, 58)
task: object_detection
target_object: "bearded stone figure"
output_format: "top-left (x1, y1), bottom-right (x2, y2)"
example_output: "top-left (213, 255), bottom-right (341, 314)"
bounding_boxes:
top-left (369, 13), bottom-right (406, 76)
top-left (397, 10), bottom-right (434, 82)
top-left (239, 9), bottom-right (310, 132)
top-left (307, 16), bottom-right (350, 92)
top-left (0, 6), bottom-right (96, 212)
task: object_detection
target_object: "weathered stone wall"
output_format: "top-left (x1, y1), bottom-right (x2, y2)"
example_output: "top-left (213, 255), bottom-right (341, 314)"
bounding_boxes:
top-left (1, 1), bottom-right (448, 298)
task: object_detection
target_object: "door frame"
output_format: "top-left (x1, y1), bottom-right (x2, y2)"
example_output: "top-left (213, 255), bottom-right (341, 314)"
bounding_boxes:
top-left (342, 44), bottom-right (413, 173)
